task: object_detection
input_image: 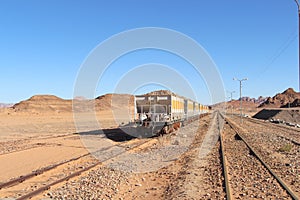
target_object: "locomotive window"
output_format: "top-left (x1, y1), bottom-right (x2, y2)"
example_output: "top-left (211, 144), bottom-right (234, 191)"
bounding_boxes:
top-left (137, 106), bottom-right (142, 113)
top-left (137, 105), bottom-right (167, 114)
top-left (154, 105), bottom-right (167, 113)
top-left (137, 105), bottom-right (150, 113)
top-left (143, 105), bottom-right (150, 113)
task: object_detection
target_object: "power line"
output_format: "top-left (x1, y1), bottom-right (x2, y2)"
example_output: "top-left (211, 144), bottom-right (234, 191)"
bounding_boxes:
top-left (261, 29), bottom-right (297, 74)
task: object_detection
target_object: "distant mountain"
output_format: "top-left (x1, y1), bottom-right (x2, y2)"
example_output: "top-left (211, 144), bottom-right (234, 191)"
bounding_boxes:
top-left (12, 95), bottom-right (72, 113)
top-left (239, 96), bottom-right (268, 104)
top-left (214, 96), bottom-right (268, 110)
top-left (6, 88), bottom-right (299, 114)
top-left (9, 93), bottom-right (134, 113)
top-left (0, 103), bottom-right (13, 108)
top-left (213, 88), bottom-right (300, 110)
top-left (95, 93), bottom-right (134, 110)
top-left (258, 88), bottom-right (300, 108)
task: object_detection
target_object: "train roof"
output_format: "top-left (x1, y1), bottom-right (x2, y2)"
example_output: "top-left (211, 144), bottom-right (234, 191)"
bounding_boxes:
top-left (135, 90), bottom-right (204, 105)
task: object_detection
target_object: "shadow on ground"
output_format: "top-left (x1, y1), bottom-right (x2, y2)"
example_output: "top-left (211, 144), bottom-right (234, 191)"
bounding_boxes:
top-left (78, 128), bottom-right (135, 142)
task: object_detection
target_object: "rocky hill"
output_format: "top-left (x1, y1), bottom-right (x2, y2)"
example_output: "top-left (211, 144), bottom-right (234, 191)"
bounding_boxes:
top-left (12, 95), bottom-right (73, 113)
top-left (214, 96), bottom-right (267, 111)
top-left (258, 88), bottom-right (300, 108)
top-left (95, 93), bottom-right (134, 111)
top-left (10, 94), bottom-right (134, 113)
top-left (239, 96), bottom-right (268, 104)
top-left (214, 88), bottom-right (299, 110)
top-left (8, 88), bottom-right (299, 114)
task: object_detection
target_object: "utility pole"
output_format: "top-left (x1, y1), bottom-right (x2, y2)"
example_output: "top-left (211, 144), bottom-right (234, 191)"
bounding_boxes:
top-left (294, 0), bottom-right (300, 91)
top-left (233, 78), bottom-right (248, 123)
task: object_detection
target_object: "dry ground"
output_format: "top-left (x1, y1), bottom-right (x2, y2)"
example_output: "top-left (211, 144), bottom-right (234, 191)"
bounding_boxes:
top-left (1, 109), bottom-right (297, 199)
top-left (0, 110), bottom-right (227, 199)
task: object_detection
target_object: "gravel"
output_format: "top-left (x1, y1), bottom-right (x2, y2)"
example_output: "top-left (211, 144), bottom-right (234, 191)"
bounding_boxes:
top-left (46, 167), bottom-right (129, 199)
top-left (229, 115), bottom-right (300, 197)
top-left (224, 117), bottom-right (292, 199)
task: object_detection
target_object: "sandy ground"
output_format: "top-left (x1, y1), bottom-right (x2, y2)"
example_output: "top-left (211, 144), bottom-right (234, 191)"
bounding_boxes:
top-left (0, 110), bottom-right (123, 181)
top-left (1, 109), bottom-right (298, 199)
top-left (0, 135), bottom-right (87, 179)
top-left (0, 110), bottom-right (128, 140)
top-left (0, 110), bottom-right (219, 199)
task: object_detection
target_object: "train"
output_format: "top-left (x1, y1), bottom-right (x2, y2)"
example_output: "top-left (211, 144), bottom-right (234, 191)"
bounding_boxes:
top-left (130, 91), bottom-right (209, 137)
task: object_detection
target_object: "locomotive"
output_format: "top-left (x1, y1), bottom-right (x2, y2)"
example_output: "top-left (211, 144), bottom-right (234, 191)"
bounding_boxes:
top-left (132, 91), bottom-right (209, 137)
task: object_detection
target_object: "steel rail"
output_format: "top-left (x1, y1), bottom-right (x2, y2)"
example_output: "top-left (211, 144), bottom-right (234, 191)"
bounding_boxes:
top-left (225, 116), bottom-right (299, 200)
top-left (14, 138), bottom-right (156, 200)
top-left (246, 116), bottom-right (300, 133)
top-left (7, 114), bottom-right (209, 199)
top-left (0, 140), bottom-right (139, 190)
top-left (0, 134), bottom-right (78, 156)
top-left (217, 112), bottom-right (232, 200)
top-left (0, 153), bottom-right (89, 190)
top-left (244, 117), bottom-right (300, 146)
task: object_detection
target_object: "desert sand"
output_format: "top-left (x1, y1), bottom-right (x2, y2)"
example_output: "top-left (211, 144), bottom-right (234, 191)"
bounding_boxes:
top-left (0, 90), bottom-right (299, 199)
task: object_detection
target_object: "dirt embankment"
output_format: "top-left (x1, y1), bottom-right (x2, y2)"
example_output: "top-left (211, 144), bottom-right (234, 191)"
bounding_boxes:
top-left (253, 109), bottom-right (300, 124)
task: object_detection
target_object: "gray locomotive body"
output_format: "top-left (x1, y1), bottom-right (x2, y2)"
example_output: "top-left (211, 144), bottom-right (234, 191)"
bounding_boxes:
top-left (133, 92), bottom-right (208, 136)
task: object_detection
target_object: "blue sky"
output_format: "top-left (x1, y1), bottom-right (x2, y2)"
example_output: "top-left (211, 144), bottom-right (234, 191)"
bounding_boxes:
top-left (0, 0), bottom-right (298, 104)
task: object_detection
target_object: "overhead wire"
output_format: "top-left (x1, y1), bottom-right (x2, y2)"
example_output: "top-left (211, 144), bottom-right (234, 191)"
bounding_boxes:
top-left (252, 28), bottom-right (297, 80)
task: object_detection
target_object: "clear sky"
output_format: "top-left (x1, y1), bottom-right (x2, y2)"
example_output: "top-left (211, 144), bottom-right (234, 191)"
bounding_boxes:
top-left (0, 0), bottom-right (298, 104)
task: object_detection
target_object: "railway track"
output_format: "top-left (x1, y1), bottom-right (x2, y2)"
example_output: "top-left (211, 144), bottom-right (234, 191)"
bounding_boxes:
top-left (247, 116), bottom-right (300, 132)
top-left (3, 112), bottom-right (298, 199)
top-left (0, 137), bottom-right (131, 190)
top-left (219, 112), bottom-right (299, 199)
top-left (0, 133), bottom-right (78, 155)
top-left (159, 111), bottom-right (225, 199)
top-left (217, 113), bottom-right (232, 200)
top-left (0, 137), bottom-right (154, 199)
top-left (233, 115), bottom-right (300, 145)
top-left (227, 115), bottom-right (300, 198)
